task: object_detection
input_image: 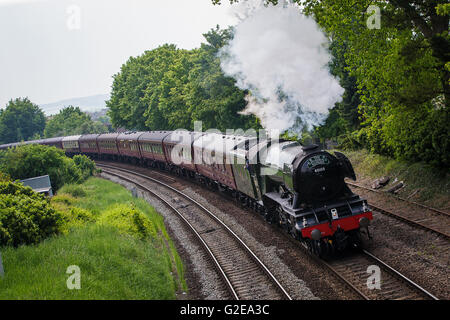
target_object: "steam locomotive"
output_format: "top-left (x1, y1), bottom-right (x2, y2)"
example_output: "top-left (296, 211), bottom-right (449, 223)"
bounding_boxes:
top-left (0, 131), bottom-right (372, 257)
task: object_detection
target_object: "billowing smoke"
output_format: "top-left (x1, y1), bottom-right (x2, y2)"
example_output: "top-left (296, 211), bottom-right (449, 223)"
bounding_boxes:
top-left (220, 1), bottom-right (344, 134)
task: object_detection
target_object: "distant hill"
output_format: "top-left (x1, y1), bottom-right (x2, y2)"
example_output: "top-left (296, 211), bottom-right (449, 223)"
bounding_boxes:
top-left (40, 94), bottom-right (110, 115)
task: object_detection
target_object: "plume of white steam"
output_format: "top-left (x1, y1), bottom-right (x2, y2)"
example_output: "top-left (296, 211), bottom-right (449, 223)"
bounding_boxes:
top-left (220, 0), bottom-right (344, 134)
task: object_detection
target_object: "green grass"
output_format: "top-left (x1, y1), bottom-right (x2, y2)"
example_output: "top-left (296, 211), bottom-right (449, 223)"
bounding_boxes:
top-left (0, 177), bottom-right (186, 299)
top-left (342, 149), bottom-right (450, 208)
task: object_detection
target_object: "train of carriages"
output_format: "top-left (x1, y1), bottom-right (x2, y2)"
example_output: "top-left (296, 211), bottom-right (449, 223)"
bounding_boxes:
top-left (0, 131), bottom-right (373, 257)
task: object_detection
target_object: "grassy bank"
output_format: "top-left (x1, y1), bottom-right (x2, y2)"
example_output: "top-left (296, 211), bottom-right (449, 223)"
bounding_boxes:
top-left (343, 149), bottom-right (450, 209)
top-left (0, 177), bottom-right (186, 299)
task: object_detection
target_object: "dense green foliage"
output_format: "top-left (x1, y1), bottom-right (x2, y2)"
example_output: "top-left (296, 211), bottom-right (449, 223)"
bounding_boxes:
top-left (214, 1), bottom-right (449, 167)
top-left (0, 144), bottom-right (96, 191)
top-left (73, 154), bottom-right (97, 181)
top-left (107, 27), bottom-right (260, 132)
top-left (0, 178), bottom-right (186, 299)
top-left (306, 0), bottom-right (449, 166)
top-left (97, 204), bottom-right (156, 240)
top-left (44, 106), bottom-right (108, 138)
top-left (0, 181), bottom-right (62, 246)
top-left (0, 98), bottom-right (46, 144)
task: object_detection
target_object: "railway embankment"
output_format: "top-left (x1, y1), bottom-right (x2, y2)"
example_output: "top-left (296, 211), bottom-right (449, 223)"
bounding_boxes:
top-left (341, 149), bottom-right (449, 299)
top-left (343, 149), bottom-right (449, 210)
top-left (0, 177), bottom-right (186, 299)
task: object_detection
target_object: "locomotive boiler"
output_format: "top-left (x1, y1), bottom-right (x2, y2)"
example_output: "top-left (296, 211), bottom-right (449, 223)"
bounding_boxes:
top-left (249, 140), bottom-right (372, 256)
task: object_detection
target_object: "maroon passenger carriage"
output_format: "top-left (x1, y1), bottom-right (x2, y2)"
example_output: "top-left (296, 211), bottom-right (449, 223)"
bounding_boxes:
top-left (62, 135), bottom-right (81, 156)
top-left (79, 134), bottom-right (100, 158)
top-left (137, 131), bottom-right (171, 169)
top-left (162, 130), bottom-right (202, 177)
top-left (97, 133), bottom-right (120, 160)
top-left (193, 132), bottom-right (241, 191)
top-left (117, 132), bottom-right (144, 163)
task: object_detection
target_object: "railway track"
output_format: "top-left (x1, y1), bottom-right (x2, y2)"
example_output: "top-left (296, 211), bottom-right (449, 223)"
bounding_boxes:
top-left (97, 163), bottom-right (292, 300)
top-left (96, 162), bottom-right (441, 300)
top-left (347, 182), bottom-right (450, 240)
top-left (347, 181), bottom-right (450, 217)
top-left (322, 249), bottom-right (438, 300)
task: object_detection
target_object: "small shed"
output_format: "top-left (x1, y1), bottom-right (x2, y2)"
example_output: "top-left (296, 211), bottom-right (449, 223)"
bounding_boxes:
top-left (20, 175), bottom-right (53, 197)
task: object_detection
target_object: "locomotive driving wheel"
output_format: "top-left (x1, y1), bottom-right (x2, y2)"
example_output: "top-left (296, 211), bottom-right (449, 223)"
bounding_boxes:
top-left (306, 239), bottom-right (328, 258)
top-left (263, 206), bottom-right (277, 224)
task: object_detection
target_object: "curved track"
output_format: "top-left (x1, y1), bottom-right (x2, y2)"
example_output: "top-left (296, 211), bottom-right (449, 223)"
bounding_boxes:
top-left (322, 249), bottom-right (438, 300)
top-left (97, 162), bottom-right (440, 300)
top-left (347, 182), bottom-right (450, 240)
top-left (97, 163), bottom-right (292, 300)
top-left (347, 181), bottom-right (449, 216)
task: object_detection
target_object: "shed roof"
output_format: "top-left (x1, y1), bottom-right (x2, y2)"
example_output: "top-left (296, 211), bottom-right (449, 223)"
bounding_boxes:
top-left (20, 175), bottom-right (53, 196)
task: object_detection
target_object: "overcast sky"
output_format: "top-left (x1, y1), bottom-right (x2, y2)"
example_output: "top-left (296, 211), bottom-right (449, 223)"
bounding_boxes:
top-left (0, 0), bottom-right (237, 108)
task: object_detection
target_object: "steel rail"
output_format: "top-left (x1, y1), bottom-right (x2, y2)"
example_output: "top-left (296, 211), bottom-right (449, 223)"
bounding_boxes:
top-left (98, 162), bottom-right (440, 300)
top-left (98, 163), bottom-right (292, 300)
top-left (347, 181), bottom-right (450, 217)
top-left (345, 182), bottom-right (449, 239)
top-left (99, 167), bottom-right (239, 299)
top-left (307, 246), bottom-right (370, 300)
top-left (362, 250), bottom-right (439, 300)
top-left (369, 203), bottom-right (449, 240)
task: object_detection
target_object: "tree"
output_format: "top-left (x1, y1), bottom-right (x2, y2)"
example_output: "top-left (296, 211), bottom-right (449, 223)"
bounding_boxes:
top-left (107, 28), bottom-right (259, 132)
top-left (215, 0), bottom-right (449, 166)
top-left (184, 27), bottom-right (260, 132)
top-left (107, 44), bottom-right (184, 130)
top-left (328, 40), bottom-right (361, 132)
top-left (300, 0), bottom-right (449, 165)
top-left (44, 106), bottom-right (108, 138)
top-left (0, 98), bottom-right (46, 144)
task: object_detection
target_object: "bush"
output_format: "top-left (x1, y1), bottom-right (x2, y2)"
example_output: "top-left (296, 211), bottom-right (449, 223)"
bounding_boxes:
top-left (50, 191), bottom-right (94, 232)
top-left (51, 194), bottom-right (76, 206)
top-left (58, 207), bottom-right (95, 231)
top-left (69, 207), bottom-right (95, 223)
top-left (0, 180), bottom-right (37, 198)
top-left (356, 104), bottom-right (449, 168)
top-left (0, 144), bottom-right (97, 191)
top-left (337, 131), bottom-right (365, 150)
top-left (59, 184), bottom-right (87, 198)
top-left (73, 155), bottom-right (97, 181)
top-left (0, 171), bottom-right (10, 182)
top-left (97, 204), bottom-right (156, 240)
top-left (0, 181), bottom-right (62, 246)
